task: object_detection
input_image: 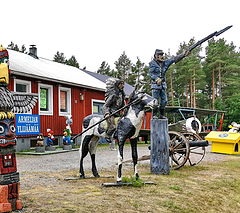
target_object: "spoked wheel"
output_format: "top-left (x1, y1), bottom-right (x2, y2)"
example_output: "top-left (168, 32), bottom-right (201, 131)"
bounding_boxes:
top-left (182, 133), bottom-right (206, 166)
top-left (168, 131), bottom-right (190, 170)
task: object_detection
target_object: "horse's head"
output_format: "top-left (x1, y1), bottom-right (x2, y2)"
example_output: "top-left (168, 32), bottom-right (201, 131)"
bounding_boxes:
top-left (128, 86), bottom-right (156, 110)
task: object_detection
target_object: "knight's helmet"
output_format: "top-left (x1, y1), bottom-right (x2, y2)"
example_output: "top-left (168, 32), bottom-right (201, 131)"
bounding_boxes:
top-left (0, 45), bottom-right (9, 86)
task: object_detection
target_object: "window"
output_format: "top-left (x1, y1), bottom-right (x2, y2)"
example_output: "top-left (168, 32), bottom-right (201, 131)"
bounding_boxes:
top-left (14, 79), bottom-right (32, 114)
top-left (14, 79), bottom-right (31, 93)
top-left (38, 84), bottom-right (53, 115)
top-left (40, 88), bottom-right (49, 111)
top-left (59, 87), bottom-right (71, 116)
top-left (92, 99), bottom-right (105, 115)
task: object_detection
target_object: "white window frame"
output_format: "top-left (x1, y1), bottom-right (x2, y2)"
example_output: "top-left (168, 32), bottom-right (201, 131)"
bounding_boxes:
top-left (14, 79), bottom-right (31, 93)
top-left (58, 86), bottom-right (71, 116)
top-left (91, 99), bottom-right (105, 115)
top-left (14, 79), bottom-right (32, 114)
top-left (38, 83), bottom-right (53, 115)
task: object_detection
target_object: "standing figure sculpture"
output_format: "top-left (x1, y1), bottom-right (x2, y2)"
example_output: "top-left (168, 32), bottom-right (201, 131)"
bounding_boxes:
top-left (63, 129), bottom-right (71, 145)
top-left (148, 26), bottom-right (233, 119)
top-left (149, 49), bottom-right (189, 119)
top-left (0, 45), bottom-right (38, 212)
top-left (65, 115), bottom-right (73, 134)
top-left (46, 129), bottom-right (55, 146)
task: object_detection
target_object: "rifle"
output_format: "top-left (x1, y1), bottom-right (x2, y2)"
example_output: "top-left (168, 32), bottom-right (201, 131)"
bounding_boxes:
top-left (188, 25), bottom-right (232, 52)
top-left (72, 97), bottom-right (142, 141)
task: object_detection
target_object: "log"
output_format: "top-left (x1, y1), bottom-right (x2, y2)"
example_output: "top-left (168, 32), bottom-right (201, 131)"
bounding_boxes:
top-left (189, 140), bottom-right (209, 147)
top-left (150, 119), bottom-right (170, 175)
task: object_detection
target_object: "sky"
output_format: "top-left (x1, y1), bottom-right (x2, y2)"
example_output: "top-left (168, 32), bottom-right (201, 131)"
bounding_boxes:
top-left (2, 0), bottom-right (239, 72)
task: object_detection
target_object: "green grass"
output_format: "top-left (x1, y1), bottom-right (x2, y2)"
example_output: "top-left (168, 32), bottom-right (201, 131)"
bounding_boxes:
top-left (121, 176), bottom-right (145, 187)
top-left (19, 157), bottom-right (240, 213)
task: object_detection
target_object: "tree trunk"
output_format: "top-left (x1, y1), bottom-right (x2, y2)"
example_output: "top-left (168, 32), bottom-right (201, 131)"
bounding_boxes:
top-left (212, 70), bottom-right (215, 110)
top-left (170, 72), bottom-right (174, 106)
top-left (218, 65), bottom-right (222, 100)
top-left (190, 78), bottom-right (193, 108)
top-left (193, 69), bottom-right (196, 108)
top-left (150, 119), bottom-right (169, 175)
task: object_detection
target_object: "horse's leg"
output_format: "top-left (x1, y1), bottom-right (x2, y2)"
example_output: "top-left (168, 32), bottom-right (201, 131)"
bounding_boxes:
top-left (79, 135), bottom-right (92, 178)
top-left (130, 138), bottom-right (139, 180)
top-left (89, 136), bottom-right (100, 177)
top-left (117, 140), bottom-right (125, 183)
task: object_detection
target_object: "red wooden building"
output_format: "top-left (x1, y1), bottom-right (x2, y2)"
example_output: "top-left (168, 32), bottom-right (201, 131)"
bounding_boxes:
top-left (8, 47), bottom-right (152, 151)
top-left (8, 47), bottom-right (108, 151)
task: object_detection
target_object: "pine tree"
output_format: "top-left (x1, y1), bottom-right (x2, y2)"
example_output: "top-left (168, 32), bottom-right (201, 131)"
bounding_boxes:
top-left (20, 45), bottom-right (27, 53)
top-left (114, 51), bottom-right (132, 82)
top-left (7, 42), bottom-right (27, 54)
top-left (170, 38), bottom-right (207, 108)
top-left (66, 55), bottom-right (79, 68)
top-left (53, 51), bottom-right (66, 64)
top-left (7, 41), bottom-right (14, 50)
top-left (97, 61), bottom-right (113, 76)
top-left (203, 38), bottom-right (240, 109)
top-left (13, 44), bottom-right (19, 51)
top-left (130, 57), bottom-right (150, 93)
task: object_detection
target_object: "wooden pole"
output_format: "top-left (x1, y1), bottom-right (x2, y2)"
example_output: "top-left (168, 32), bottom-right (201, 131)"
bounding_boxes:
top-left (150, 118), bottom-right (170, 175)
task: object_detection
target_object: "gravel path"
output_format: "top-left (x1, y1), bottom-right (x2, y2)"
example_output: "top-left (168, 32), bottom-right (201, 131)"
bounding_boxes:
top-left (16, 144), bottom-right (228, 173)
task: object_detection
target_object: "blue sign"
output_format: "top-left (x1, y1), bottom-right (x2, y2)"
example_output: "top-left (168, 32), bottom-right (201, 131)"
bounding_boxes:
top-left (15, 114), bottom-right (40, 135)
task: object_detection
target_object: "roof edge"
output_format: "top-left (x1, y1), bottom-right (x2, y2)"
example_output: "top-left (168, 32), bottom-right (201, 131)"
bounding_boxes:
top-left (10, 70), bottom-right (105, 92)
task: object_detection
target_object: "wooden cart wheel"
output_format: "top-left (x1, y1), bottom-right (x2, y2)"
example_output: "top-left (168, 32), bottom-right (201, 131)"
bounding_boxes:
top-left (182, 133), bottom-right (206, 166)
top-left (168, 131), bottom-right (190, 170)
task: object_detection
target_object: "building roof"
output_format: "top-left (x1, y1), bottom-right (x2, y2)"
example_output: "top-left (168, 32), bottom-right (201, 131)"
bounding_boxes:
top-left (8, 50), bottom-right (106, 91)
top-left (83, 70), bottom-right (134, 96)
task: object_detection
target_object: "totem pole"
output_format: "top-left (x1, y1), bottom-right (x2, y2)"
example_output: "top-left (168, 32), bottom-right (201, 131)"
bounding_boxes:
top-left (0, 45), bottom-right (37, 212)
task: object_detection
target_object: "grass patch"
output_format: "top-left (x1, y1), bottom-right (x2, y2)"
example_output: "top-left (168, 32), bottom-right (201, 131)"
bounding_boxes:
top-left (169, 185), bottom-right (182, 191)
top-left (19, 158), bottom-right (240, 213)
top-left (121, 176), bottom-right (144, 187)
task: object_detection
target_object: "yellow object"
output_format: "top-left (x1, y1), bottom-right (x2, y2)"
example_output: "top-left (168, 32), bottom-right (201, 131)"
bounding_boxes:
top-left (0, 45), bottom-right (6, 51)
top-left (0, 63), bottom-right (9, 84)
top-left (205, 131), bottom-right (240, 154)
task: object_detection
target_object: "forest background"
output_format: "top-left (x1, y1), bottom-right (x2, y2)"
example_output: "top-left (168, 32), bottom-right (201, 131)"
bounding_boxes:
top-left (8, 38), bottom-right (240, 129)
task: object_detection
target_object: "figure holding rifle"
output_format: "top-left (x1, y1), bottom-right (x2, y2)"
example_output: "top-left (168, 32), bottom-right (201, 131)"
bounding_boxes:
top-left (149, 49), bottom-right (190, 119)
top-left (149, 25), bottom-right (232, 119)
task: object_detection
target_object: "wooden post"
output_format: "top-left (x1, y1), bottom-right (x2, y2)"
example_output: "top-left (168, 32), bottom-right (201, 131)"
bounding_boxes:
top-left (150, 119), bottom-right (170, 175)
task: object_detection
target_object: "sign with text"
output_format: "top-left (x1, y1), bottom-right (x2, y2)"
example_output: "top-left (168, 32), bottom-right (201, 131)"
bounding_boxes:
top-left (15, 114), bottom-right (40, 135)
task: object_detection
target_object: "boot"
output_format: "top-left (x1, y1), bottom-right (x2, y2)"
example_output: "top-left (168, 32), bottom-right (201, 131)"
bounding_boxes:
top-left (152, 106), bottom-right (159, 119)
top-left (159, 108), bottom-right (167, 119)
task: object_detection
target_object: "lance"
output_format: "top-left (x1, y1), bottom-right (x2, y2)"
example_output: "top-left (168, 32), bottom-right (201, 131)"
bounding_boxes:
top-left (188, 25), bottom-right (233, 52)
top-left (72, 97), bottom-right (142, 141)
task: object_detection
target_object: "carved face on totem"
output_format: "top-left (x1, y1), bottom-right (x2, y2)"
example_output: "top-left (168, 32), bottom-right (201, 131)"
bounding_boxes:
top-left (0, 46), bottom-right (9, 86)
top-left (0, 113), bottom-right (16, 147)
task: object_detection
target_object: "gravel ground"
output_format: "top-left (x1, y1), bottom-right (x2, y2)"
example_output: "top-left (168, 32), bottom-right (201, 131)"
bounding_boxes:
top-left (16, 144), bottom-right (228, 173)
top-left (16, 145), bottom-right (150, 173)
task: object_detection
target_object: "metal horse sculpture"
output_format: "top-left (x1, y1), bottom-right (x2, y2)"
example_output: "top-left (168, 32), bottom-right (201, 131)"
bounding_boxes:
top-left (79, 89), bottom-right (155, 182)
